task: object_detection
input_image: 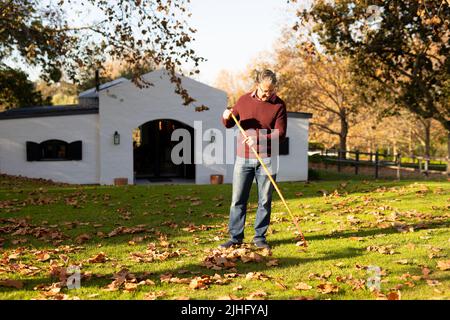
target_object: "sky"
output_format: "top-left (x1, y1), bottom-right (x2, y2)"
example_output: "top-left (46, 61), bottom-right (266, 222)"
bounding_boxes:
top-left (19, 0), bottom-right (310, 86)
top-left (187, 0), bottom-right (297, 85)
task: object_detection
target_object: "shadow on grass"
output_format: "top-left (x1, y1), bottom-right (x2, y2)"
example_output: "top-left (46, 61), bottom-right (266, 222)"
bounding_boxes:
top-left (0, 246), bottom-right (364, 295)
top-left (269, 219), bottom-right (450, 247)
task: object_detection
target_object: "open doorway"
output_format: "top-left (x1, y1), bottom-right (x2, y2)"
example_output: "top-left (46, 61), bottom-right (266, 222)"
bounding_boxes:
top-left (133, 119), bottom-right (195, 182)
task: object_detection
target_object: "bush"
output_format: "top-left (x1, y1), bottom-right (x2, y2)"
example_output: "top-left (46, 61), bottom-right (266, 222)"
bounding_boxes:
top-left (309, 154), bottom-right (324, 163)
top-left (309, 142), bottom-right (325, 151)
top-left (308, 168), bottom-right (320, 181)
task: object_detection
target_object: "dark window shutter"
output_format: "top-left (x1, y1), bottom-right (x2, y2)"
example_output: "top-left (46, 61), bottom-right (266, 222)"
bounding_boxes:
top-left (68, 140), bottom-right (82, 160)
top-left (280, 137), bottom-right (289, 155)
top-left (26, 141), bottom-right (41, 161)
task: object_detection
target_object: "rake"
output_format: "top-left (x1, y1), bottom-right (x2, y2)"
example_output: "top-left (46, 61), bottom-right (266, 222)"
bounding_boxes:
top-left (229, 111), bottom-right (308, 248)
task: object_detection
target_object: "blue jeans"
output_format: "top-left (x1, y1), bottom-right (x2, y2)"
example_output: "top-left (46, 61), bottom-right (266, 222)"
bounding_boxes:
top-left (228, 156), bottom-right (276, 243)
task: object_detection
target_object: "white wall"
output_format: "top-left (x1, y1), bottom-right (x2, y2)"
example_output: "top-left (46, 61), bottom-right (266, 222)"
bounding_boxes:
top-left (0, 114), bottom-right (99, 184)
top-left (277, 117), bottom-right (309, 181)
top-left (98, 69), bottom-right (232, 185)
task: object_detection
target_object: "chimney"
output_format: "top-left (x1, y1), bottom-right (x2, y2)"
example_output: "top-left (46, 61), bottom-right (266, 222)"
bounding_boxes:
top-left (95, 70), bottom-right (100, 92)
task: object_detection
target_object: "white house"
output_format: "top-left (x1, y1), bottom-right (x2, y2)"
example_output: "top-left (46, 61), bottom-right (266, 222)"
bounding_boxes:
top-left (0, 69), bottom-right (312, 185)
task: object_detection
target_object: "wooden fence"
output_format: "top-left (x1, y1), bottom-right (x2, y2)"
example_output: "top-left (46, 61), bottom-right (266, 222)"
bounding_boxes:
top-left (315, 149), bottom-right (450, 179)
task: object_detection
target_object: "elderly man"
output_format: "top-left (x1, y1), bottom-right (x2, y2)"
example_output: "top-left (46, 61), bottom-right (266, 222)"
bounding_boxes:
top-left (220, 69), bottom-right (287, 250)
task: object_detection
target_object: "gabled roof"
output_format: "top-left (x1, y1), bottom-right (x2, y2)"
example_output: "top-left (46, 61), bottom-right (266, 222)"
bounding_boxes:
top-left (139, 69), bottom-right (227, 95)
top-left (78, 77), bottom-right (127, 98)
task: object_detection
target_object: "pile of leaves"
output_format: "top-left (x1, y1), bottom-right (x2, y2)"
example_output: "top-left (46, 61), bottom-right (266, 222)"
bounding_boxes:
top-left (201, 245), bottom-right (273, 271)
top-left (0, 218), bottom-right (67, 245)
top-left (129, 242), bottom-right (190, 263)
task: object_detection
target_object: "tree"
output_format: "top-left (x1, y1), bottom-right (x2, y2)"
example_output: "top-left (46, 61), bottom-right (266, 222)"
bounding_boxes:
top-left (291, 0), bottom-right (450, 156)
top-left (0, 0), bottom-right (204, 107)
top-left (214, 70), bottom-right (247, 106)
top-left (35, 79), bottom-right (78, 106)
top-left (77, 59), bottom-right (157, 93)
top-left (275, 38), bottom-right (367, 156)
top-left (214, 52), bottom-right (275, 106)
top-left (0, 66), bottom-right (52, 111)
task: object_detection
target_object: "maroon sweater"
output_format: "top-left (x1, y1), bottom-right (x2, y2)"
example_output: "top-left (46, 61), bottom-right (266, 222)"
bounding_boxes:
top-left (222, 91), bottom-right (287, 158)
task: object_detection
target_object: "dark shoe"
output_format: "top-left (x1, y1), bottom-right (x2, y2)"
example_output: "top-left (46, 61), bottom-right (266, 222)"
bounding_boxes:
top-left (219, 240), bottom-right (242, 249)
top-left (253, 240), bottom-right (270, 250)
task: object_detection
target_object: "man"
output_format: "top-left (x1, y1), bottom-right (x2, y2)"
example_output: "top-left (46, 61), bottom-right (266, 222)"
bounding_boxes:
top-left (220, 69), bottom-right (287, 250)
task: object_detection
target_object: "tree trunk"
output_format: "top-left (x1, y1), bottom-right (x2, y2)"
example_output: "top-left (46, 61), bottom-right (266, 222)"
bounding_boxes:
top-left (339, 109), bottom-right (348, 159)
top-left (408, 124), bottom-right (413, 156)
top-left (423, 118), bottom-right (431, 158)
top-left (447, 130), bottom-right (450, 177)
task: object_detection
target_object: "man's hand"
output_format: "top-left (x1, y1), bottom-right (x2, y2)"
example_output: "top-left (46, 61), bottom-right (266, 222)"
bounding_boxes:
top-left (222, 109), bottom-right (232, 120)
top-left (242, 136), bottom-right (255, 148)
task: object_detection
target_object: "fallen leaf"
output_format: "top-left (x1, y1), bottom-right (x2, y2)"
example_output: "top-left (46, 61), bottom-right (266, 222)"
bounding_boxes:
top-left (422, 267), bottom-right (431, 279)
top-left (217, 294), bottom-right (244, 300)
top-left (317, 282), bottom-right (339, 294)
top-left (295, 282), bottom-right (312, 290)
top-left (75, 233), bottom-right (91, 244)
top-left (426, 280), bottom-right (441, 287)
top-left (266, 259), bottom-right (279, 267)
top-left (124, 282), bottom-right (138, 292)
top-left (436, 260), bottom-right (450, 271)
top-left (143, 291), bottom-right (166, 300)
top-left (87, 252), bottom-right (108, 263)
top-left (247, 290), bottom-right (268, 299)
top-left (36, 252), bottom-right (51, 262)
top-left (275, 281), bottom-right (287, 290)
top-left (387, 291), bottom-right (401, 300)
top-left (0, 279), bottom-right (24, 289)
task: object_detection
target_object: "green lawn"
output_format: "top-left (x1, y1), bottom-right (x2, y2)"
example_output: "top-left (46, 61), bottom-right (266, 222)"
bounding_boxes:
top-left (0, 172), bottom-right (449, 300)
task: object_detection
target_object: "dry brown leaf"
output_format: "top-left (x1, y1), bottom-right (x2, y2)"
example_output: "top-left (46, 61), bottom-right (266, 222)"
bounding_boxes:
top-left (36, 252), bottom-right (51, 262)
top-left (87, 252), bottom-right (108, 263)
top-left (245, 272), bottom-right (271, 281)
top-left (275, 281), bottom-right (287, 290)
top-left (189, 276), bottom-right (211, 290)
top-left (422, 267), bottom-right (431, 279)
top-left (143, 291), bottom-right (166, 300)
top-left (387, 291), bottom-right (401, 300)
top-left (436, 260), bottom-right (450, 271)
top-left (294, 296), bottom-right (315, 300)
top-left (317, 282), bottom-right (339, 294)
top-left (247, 290), bottom-right (268, 299)
top-left (366, 245), bottom-right (395, 255)
top-left (217, 294), bottom-right (244, 300)
top-left (294, 282), bottom-right (312, 290)
top-left (0, 279), bottom-right (24, 289)
top-left (266, 259), bottom-right (279, 267)
top-left (75, 233), bottom-right (91, 244)
top-left (124, 282), bottom-right (138, 292)
top-left (426, 280), bottom-right (442, 286)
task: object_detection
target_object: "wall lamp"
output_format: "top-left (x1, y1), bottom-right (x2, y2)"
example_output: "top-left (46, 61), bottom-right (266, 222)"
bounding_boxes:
top-left (113, 131), bottom-right (120, 145)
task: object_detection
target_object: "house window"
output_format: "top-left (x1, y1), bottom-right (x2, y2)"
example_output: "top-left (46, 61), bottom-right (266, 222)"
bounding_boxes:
top-left (280, 137), bottom-right (289, 155)
top-left (26, 140), bottom-right (82, 161)
top-left (41, 140), bottom-right (68, 160)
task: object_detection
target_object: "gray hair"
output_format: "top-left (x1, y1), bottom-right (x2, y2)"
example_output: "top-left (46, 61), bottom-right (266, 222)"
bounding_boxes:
top-left (255, 69), bottom-right (277, 85)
